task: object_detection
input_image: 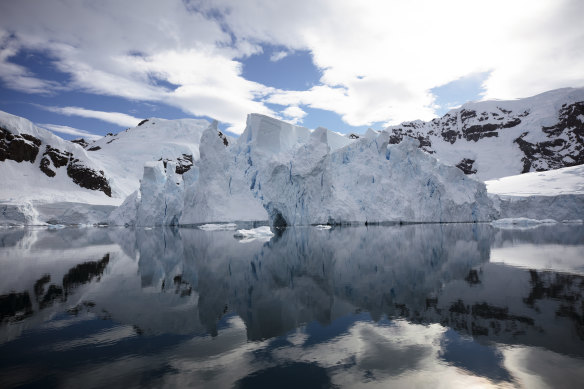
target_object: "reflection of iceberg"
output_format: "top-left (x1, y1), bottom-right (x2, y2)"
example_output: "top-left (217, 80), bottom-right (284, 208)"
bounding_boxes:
top-left (2, 224), bottom-right (584, 359)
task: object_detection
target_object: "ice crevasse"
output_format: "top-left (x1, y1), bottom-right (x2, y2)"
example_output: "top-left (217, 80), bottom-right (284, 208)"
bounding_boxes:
top-left (110, 114), bottom-right (496, 226)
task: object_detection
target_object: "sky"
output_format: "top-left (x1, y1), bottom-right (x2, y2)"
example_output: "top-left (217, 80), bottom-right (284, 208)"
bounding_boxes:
top-left (0, 0), bottom-right (583, 139)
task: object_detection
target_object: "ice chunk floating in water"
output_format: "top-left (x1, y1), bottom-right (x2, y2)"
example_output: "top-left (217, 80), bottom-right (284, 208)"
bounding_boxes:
top-left (233, 226), bottom-right (274, 243)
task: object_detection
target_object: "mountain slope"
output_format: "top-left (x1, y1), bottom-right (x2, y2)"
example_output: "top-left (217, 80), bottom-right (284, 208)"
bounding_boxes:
top-left (0, 111), bottom-right (114, 205)
top-left (80, 117), bottom-right (210, 199)
top-left (0, 112), bottom-right (210, 207)
top-left (384, 87), bottom-right (584, 180)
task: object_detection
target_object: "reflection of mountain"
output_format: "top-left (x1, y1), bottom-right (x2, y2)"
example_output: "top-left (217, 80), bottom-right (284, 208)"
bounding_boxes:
top-left (1, 224), bottom-right (583, 360)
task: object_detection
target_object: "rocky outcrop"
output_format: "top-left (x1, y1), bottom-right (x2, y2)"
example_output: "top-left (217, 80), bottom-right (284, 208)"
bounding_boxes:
top-left (514, 101), bottom-right (584, 172)
top-left (67, 159), bottom-right (111, 197)
top-left (159, 153), bottom-right (194, 174)
top-left (0, 127), bottom-right (41, 163)
top-left (384, 88), bottom-right (584, 179)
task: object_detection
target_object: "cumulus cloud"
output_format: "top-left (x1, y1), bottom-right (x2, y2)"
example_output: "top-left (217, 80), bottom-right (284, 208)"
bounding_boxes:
top-left (40, 123), bottom-right (102, 141)
top-left (40, 105), bottom-right (142, 127)
top-left (0, 0), bottom-right (583, 131)
top-left (194, 0), bottom-right (584, 125)
top-left (281, 105), bottom-right (306, 124)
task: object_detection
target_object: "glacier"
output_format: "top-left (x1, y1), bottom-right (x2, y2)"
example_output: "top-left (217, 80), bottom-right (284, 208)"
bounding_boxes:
top-left (113, 114), bottom-right (496, 226)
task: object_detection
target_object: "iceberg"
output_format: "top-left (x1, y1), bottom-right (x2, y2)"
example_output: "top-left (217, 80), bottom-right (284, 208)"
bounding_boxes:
top-left (114, 114), bottom-right (497, 226)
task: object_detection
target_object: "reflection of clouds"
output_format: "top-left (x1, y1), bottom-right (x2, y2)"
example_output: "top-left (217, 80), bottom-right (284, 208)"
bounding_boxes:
top-left (50, 325), bottom-right (136, 351)
top-left (503, 346), bottom-right (584, 389)
top-left (358, 326), bottom-right (432, 375)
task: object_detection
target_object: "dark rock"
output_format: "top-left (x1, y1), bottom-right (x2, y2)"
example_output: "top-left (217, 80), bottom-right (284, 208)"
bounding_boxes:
top-left (87, 146), bottom-right (101, 151)
top-left (34, 274), bottom-right (51, 298)
top-left (70, 138), bottom-right (88, 148)
top-left (45, 146), bottom-right (71, 168)
top-left (62, 253), bottom-right (110, 294)
top-left (39, 284), bottom-right (64, 309)
top-left (0, 127), bottom-right (41, 163)
top-left (158, 153), bottom-right (194, 175)
top-left (441, 129), bottom-right (458, 144)
top-left (449, 299), bottom-right (469, 314)
top-left (40, 156), bottom-right (56, 177)
top-left (349, 133), bottom-right (360, 139)
top-left (0, 291), bottom-right (32, 321)
top-left (465, 269), bottom-right (481, 284)
top-left (137, 119), bottom-right (149, 126)
top-left (67, 159), bottom-right (112, 196)
top-left (217, 130), bottom-right (229, 146)
top-left (456, 158), bottom-right (477, 175)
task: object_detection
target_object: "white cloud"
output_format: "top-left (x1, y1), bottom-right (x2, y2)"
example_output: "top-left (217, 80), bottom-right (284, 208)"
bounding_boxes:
top-left (281, 105), bottom-right (306, 124)
top-left (39, 123), bottom-right (102, 141)
top-left (0, 0), bottom-right (583, 131)
top-left (269, 51), bottom-right (289, 62)
top-left (194, 0), bottom-right (584, 125)
top-left (40, 105), bottom-right (142, 127)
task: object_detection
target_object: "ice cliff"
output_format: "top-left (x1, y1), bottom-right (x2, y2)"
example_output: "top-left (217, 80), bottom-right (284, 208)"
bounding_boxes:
top-left (112, 114), bottom-right (496, 226)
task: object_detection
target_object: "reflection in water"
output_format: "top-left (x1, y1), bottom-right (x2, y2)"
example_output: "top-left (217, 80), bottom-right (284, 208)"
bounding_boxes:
top-left (0, 224), bottom-right (583, 388)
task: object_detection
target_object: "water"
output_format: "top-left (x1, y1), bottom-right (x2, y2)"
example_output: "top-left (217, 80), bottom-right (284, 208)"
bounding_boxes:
top-left (0, 224), bottom-right (583, 388)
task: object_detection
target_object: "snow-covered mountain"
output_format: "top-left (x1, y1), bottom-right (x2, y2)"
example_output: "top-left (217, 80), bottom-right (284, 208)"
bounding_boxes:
top-left (0, 111), bottom-right (209, 206)
top-left (0, 111), bottom-right (114, 205)
top-left (382, 87), bottom-right (584, 180)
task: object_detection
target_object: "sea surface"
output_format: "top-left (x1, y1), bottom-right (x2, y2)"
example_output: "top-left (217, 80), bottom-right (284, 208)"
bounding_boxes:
top-left (1, 224), bottom-right (583, 388)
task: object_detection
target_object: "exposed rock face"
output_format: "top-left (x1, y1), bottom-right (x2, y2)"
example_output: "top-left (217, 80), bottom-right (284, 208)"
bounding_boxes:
top-left (159, 153), bottom-right (194, 174)
top-left (67, 159), bottom-right (112, 197)
top-left (0, 127), bottom-right (41, 163)
top-left (35, 144), bottom-right (112, 196)
top-left (70, 138), bottom-right (88, 148)
top-left (384, 88), bottom-right (584, 180)
top-left (514, 101), bottom-right (584, 172)
top-left (456, 158), bottom-right (477, 175)
top-left (40, 146), bottom-right (72, 177)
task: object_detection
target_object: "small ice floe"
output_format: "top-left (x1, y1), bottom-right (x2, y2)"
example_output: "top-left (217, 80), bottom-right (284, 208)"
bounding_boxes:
top-left (47, 224), bottom-right (66, 230)
top-left (314, 225), bottom-right (332, 230)
top-left (144, 227), bottom-right (153, 230)
top-left (491, 217), bottom-right (557, 229)
top-left (198, 223), bottom-right (238, 231)
top-left (562, 219), bottom-right (583, 224)
top-left (233, 226), bottom-right (274, 243)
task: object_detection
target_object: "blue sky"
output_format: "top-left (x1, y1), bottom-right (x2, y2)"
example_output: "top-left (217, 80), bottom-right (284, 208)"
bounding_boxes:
top-left (0, 0), bottom-right (582, 139)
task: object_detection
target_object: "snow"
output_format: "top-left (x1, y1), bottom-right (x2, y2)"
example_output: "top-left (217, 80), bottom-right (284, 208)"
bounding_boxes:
top-left (486, 165), bottom-right (584, 222)
top-left (86, 117), bottom-right (208, 199)
top-left (0, 111), bottom-right (119, 206)
top-left (233, 226), bottom-right (274, 243)
top-left (198, 223), bottom-right (238, 231)
top-left (486, 164), bottom-right (584, 196)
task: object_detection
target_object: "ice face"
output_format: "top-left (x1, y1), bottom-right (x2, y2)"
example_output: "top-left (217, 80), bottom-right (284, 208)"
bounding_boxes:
top-left (115, 113), bottom-right (496, 226)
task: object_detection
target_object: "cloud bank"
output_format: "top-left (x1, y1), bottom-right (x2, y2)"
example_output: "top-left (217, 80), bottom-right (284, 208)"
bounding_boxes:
top-left (0, 0), bottom-right (582, 133)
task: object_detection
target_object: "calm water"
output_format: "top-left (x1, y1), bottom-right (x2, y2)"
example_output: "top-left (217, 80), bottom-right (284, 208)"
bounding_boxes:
top-left (1, 224), bottom-right (583, 388)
